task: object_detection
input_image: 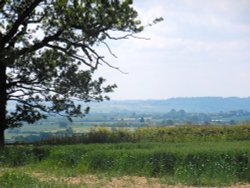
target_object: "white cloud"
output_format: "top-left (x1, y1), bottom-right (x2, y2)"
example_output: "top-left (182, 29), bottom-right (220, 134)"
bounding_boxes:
top-left (95, 0), bottom-right (250, 99)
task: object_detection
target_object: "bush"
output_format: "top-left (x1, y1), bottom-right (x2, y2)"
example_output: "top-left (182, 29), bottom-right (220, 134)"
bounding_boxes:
top-left (0, 146), bottom-right (49, 167)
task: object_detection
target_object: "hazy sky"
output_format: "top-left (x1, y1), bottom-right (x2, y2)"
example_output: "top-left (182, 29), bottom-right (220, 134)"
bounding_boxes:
top-left (95, 0), bottom-right (250, 100)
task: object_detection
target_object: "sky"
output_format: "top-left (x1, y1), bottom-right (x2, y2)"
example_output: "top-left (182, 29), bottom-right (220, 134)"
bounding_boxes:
top-left (95, 0), bottom-right (250, 100)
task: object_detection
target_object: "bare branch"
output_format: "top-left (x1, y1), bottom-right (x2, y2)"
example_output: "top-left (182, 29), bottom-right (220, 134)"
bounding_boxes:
top-left (130, 35), bottom-right (150, 40)
top-left (104, 32), bottom-right (131, 40)
top-left (103, 32), bottom-right (150, 41)
top-left (101, 41), bottom-right (117, 58)
top-left (100, 57), bottom-right (128, 74)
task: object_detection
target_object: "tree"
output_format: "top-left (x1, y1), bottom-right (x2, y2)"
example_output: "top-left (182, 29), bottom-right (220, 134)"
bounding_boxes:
top-left (0, 0), bottom-right (158, 147)
top-left (59, 121), bottom-right (68, 128)
top-left (139, 117), bottom-right (145, 123)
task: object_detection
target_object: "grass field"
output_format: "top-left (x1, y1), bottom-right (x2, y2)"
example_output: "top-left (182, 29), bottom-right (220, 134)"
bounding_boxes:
top-left (1, 125), bottom-right (250, 187)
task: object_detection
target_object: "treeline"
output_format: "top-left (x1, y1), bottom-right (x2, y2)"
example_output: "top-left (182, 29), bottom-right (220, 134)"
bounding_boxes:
top-left (12, 124), bottom-right (249, 145)
top-left (11, 128), bottom-right (74, 143)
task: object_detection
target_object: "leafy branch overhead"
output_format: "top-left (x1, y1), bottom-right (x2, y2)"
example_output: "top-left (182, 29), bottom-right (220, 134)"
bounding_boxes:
top-left (0, 0), bottom-right (163, 129)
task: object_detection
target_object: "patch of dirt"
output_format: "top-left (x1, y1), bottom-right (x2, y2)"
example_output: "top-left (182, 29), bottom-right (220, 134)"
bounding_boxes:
top-left (31, 172), bottom-right (184, 187)
top-left (225, 186), bottom-right (250, 188)
top-left (30, 172), bottom-right (250, 188)
top-left (102, 176), bottom-right (185, 188)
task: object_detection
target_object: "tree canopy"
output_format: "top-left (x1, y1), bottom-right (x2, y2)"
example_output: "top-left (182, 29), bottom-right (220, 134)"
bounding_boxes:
top-left (0, 0), bottom-right (152, 146)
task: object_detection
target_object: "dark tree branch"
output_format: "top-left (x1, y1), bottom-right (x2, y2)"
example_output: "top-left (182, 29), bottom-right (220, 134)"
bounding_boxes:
top-left (45, 44), bottom-right (95, 69)
top-left (27, 12), bottom-right (47, 24)
top-left (7, 75), bottom-right (44, 89)
top-left (17, 29), bottom-right (63, 55)
top-left (8, 98), bottom-right (42, 109)
top-left (3, 0), bottom-right (43, 44)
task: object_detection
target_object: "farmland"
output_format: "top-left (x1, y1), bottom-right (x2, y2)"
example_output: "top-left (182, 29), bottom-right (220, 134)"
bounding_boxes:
top-left (5, 108), bottom-right (250, 143)
top-left (1, 125), bottom-right (250, 187)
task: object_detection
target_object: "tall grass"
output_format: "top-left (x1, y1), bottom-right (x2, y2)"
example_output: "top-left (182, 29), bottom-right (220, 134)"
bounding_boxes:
top-left (1, 125), bottom-right (250, 186)
top-left (1, 141), bottom-right (250, 186)
top-left (0, 171), bottom-right (77, 188)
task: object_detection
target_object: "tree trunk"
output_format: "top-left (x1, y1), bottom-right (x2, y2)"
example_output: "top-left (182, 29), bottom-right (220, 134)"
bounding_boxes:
top-left (0, 63), bottom-right (7, 148)
top-left (0, 129), bottom-right (4, 148)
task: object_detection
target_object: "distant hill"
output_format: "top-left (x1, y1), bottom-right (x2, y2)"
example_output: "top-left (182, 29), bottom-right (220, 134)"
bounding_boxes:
top-left (89, 97), bottom-right (250, 113)
top-left (8, 97), bottom-right (250, 114)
